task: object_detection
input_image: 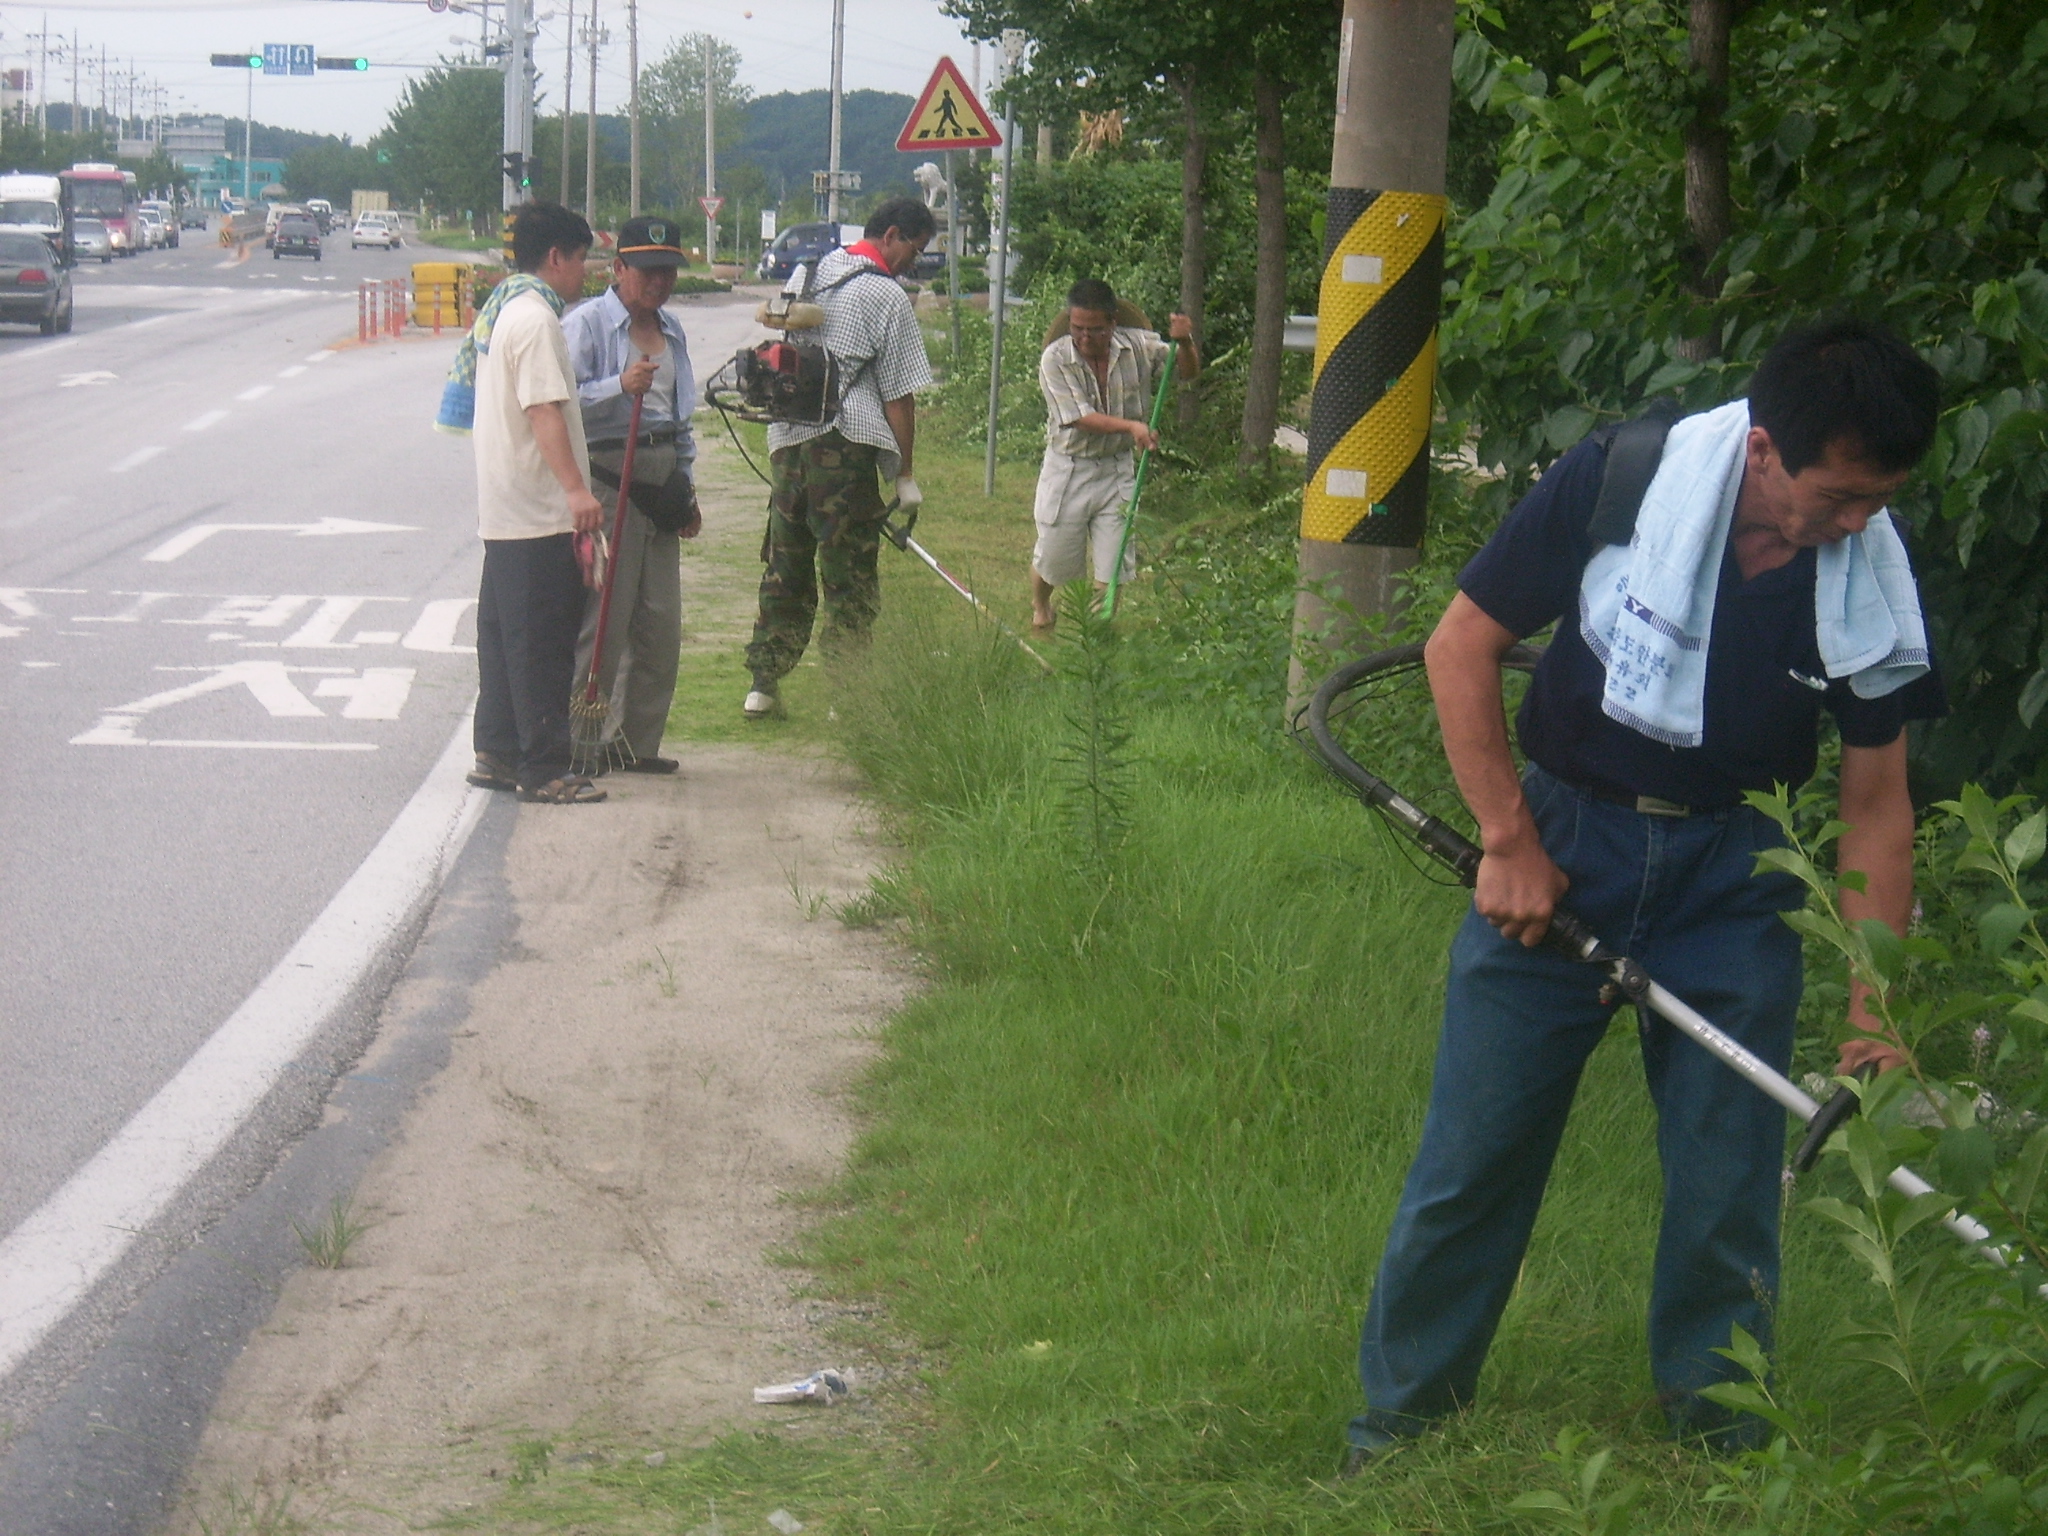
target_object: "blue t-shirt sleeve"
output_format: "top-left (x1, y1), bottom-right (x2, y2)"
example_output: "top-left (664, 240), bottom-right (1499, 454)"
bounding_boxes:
top-left (1456, 437), bottom-right (1608, 638)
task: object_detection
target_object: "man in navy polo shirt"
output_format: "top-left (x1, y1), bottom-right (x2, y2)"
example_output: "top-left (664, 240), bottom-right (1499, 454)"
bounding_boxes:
top-left (1345, 319), bottom-right (1946, 1467)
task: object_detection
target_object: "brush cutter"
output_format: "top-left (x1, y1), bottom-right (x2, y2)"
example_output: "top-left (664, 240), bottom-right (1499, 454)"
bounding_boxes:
top-left (883, 503), bottom-right (1054, 674)
top-left (570, 391), bottom-right (642, 775)
top-left (1101, 337), bottom-right (1180, 620)
top-left (1295, 642), bottom-right (2012, 1266)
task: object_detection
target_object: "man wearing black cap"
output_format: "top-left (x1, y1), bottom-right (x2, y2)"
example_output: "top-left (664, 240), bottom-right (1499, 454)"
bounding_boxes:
top-left (562, 213), bottom-right (702, 773)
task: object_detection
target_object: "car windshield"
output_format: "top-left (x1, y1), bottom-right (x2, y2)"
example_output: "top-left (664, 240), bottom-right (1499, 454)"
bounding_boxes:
top-left (0, 199), bottom-right (61, 226)
top-left (0, 232), bottom-right (53, 262)
top-left (75, 219), bottom-right (105, 233)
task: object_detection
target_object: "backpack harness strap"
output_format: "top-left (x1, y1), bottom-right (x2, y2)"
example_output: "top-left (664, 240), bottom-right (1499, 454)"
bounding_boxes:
top-left (1586, 396), bottom-right (1683, 546)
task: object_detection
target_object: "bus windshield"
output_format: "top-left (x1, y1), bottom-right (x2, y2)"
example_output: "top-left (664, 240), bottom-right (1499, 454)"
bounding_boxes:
top-left (0, 199), bottom-right (62, 227)
top-left (68, 180), bottom-right (126, 217)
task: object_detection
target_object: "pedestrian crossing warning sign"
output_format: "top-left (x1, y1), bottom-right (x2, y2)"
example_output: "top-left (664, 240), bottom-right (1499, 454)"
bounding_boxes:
top-left (895, 57), bottom-right (1002, 151)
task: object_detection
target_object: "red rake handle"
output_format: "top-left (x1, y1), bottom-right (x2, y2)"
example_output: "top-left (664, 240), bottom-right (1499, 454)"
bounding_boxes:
top-left (583, 386), bottom-right (644, 702)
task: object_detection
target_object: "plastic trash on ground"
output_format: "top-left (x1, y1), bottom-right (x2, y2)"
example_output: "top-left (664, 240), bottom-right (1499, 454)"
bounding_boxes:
top-left (767, 1511), bottom-right (805, 1534)
top-left (752, 1368), bottom-right (849, 1405)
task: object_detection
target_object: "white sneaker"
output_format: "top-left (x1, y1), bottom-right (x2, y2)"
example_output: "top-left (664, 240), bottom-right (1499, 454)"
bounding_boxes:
top-left (743, 688), bottom-right (780, 719)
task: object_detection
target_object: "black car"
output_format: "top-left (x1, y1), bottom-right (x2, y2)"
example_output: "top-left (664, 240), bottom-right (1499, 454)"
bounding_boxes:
top-left (272, 215), bottom-right (321, 261)
top-left (0, 231), bottom-right (73, 335)
top-left (757, 221), bottom-right (842, 282)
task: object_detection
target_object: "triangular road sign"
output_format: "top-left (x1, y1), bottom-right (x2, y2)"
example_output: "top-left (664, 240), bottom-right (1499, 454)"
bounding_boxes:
top-left (896, 57), bottom-right (1002, 151)
top-left (699, 195), bottom-right (725, 219)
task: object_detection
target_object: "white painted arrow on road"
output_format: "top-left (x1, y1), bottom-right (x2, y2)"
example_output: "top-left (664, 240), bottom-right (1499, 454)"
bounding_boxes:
top-left (143, 517), bottom-right (421, 564)
top-left (58, 370), bottom-right (118, 388)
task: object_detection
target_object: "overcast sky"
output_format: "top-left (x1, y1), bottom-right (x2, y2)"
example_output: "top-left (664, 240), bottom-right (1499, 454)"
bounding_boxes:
top-left (0, 0), bottom-right (987, 142)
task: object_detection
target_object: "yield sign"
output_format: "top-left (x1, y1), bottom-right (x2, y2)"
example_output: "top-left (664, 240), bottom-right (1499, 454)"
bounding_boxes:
top-left (698, 195), bottom-right (725, 219)
top-left (896, 57), bottom-right (1001, 151)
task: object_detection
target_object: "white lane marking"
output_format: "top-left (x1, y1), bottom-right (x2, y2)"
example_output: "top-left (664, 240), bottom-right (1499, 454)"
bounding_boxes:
top-left (306, 349), bottom-right (335, 363)
top-left (352, 630), bottom-right (400, 645)
top-left (402, 597), bottom-right (478, 654)
top-left (183, 409), bottom-right (229, 433)
top-left (129, 314), bottom-right (174, 329)
top-left (21, 660), bottom-right (58, 668)
top-left (277, 365), bottom-right (306, 378)
top-left (0, 713), bottom-right (483, 1378)
top-left (214, 256), bottom-right (243, 270)
top-left (109, 447), bottom-right (164, 473)
top-left (235, 384), bottom-right (272, 402)
top-left (314, 667), bottom-right (416, 719)
top-left (142, 517), bottom-right (419, 563)
top-left (0, 587), bottom-right (86, 616)
top-left (284, 596), bottom-right (405, 648)
top-left (59, 370), bottom-right (117, 387)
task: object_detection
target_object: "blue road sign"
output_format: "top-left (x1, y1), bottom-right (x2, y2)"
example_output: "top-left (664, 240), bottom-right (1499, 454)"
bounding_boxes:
top-left (289, 44), bottom-right (314, 75)
top-left (263, 43), bottom-right (314, 76)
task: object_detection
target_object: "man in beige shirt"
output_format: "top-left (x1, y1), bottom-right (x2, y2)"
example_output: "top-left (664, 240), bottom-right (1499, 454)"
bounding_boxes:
top-left (1030, 277), bottom-right (1198, 630)
top-left (469, 201), bottom-right (607, 804)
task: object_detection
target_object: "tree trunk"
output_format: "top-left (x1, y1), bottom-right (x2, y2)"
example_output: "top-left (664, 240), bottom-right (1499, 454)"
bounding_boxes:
top-left (1677, 0), bottom-right (1733, 362)
top-left (1174, 69), bottom-right (1208, 432)
top-left (1238, 64), bottom-right (1286, 472)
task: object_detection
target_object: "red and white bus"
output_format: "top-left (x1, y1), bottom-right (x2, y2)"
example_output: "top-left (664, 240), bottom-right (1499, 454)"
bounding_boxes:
top-left (60, 163), bottom-right (139, 256)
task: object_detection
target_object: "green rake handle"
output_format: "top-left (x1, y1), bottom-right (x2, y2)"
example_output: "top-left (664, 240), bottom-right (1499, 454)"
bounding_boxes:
top-left (1101, 337), bottom-right (1179, 619)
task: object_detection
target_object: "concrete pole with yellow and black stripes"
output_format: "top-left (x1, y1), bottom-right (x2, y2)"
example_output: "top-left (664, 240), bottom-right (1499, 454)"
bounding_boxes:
top-left (1288, 0), bottom-right (1455, 705)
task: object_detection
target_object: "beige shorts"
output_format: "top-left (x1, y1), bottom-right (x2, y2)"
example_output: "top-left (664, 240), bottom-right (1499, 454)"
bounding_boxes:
top-left (1031, 449), bottom-right (1136, 585)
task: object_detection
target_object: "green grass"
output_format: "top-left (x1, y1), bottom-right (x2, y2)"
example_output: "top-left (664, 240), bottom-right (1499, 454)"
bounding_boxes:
top-left (489, 410), bottom-right (1904, 1536)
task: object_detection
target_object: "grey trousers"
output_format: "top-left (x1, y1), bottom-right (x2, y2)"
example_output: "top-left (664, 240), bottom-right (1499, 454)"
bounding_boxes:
top-left (576, 498), bottom-right (682, 759)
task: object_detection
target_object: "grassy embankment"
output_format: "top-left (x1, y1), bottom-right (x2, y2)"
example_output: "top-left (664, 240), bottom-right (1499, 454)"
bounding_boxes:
top-left (476, 387), bottom-right (1901, 1535)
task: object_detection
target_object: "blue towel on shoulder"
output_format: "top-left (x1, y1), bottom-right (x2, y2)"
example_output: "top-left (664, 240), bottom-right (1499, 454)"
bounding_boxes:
top-left (433, 272), bottom-right (564, 435)
top-left (1577, 399), bottom-right (1928, 748)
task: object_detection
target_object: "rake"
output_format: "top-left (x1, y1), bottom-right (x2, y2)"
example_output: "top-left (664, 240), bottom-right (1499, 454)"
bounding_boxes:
top-left (1100, 336), bottom-right (1179, 619)
top-left (570, 390), bottom-right (642, 776)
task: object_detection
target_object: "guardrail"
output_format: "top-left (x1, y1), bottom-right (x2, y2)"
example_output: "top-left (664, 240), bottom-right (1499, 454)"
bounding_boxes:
top-left (218, 210), bottom-right (266, 246)
top-left (358, 278), bottom-right (407, 342)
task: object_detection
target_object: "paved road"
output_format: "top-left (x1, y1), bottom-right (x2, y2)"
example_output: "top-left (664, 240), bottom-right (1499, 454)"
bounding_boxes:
top-left (0, 226), bottom-right (774, 1529)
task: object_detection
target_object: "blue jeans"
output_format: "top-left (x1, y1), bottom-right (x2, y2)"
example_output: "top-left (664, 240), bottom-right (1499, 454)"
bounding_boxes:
top-left (1353, 765), bottom-right (1805, 1447)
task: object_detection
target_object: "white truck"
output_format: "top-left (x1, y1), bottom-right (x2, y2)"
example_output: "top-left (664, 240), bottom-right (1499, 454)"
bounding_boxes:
top-left (0, 172), bottom-right (69, 256)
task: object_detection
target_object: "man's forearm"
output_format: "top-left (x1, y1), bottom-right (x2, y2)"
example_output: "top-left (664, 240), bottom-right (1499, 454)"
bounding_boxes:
top-left (1837, 737), bottom-right (1916, 1049)
top-left (525, 401), bottom-right (589, 497)
top-left (884, 396), bottom-right (915, 475)
top-left (1073, 411), bottom-right (1141, 438)
top-left (1175, 341), bottom-right (1199, 379)
top-left (1426, 593), bottom-right (1536, 854)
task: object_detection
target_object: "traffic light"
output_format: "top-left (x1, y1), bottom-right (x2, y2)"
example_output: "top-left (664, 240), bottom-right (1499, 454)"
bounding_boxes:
top-left (316, 56), bottom-right (370, 71)
top-left (210, 53), bottom-right (263, 68)
top-left (500, 151), bottom-right (531, 191)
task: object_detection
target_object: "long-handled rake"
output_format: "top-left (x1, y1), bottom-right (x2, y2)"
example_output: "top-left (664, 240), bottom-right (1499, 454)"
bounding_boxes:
top-left (883, 505), bottom-right (1054, 674)
top-left (570, 391), bottom-right (642, 775)
top-left (1294, 642), bottom-right (2013, 1268)
top-left (1100, 336), bottom-right (1180, 620)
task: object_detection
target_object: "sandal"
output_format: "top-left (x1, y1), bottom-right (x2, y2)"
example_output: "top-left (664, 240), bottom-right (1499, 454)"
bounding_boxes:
top-left (466, 751), bottom-right (517, 791)
top-left (516, 775), bottom-right (607, 804)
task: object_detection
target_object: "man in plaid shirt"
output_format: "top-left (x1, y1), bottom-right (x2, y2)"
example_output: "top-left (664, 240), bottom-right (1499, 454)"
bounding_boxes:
top-left (742, 196), bottom-right (935, 719)
top-left (1030, 278), bottom-right (1199, 630)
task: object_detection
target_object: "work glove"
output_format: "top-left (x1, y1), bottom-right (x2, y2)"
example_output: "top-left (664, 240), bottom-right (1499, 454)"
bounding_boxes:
top-left (894, 475), bottom-right (924, 511)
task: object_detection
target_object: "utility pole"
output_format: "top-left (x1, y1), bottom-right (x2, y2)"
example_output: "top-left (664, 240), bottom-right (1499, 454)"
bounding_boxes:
top-left (1287, 0), bottom-right (1454, 703)
top-left (626, 0), bottom-right (639, 214)
top-left (825, 0), bottom-right (844, 221)
top-left (501, 0), bottom-right (533, 211)
top-left (702, 33), bottom-right (716, 267)
top-left (582, 3), bottom-right (603, 226)
top-left (983, 29), bottom-right (1024, 496)
top-left (559, 0), bottom-right (573, 205)
top-left (242, 57), bottom-right (252, 200)
top-left (70, 30), bottom-right (77, 140)
top-left (37, 17), bottom-right (48, 135)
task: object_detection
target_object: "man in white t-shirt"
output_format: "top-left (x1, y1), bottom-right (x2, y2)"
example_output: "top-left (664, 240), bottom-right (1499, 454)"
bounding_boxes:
top-left (469, 201), bottom-right (608, 804)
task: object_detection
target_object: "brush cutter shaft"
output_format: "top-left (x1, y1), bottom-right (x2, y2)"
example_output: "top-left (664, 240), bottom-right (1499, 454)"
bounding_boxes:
top-left (883, 511), bottom-right (1054, 674)
top-left (1303, 644), bottom-right (2018, 1273)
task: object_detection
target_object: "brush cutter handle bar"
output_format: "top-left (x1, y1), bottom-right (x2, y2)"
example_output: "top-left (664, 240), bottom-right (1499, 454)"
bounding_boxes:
top-left (584, 391), bottom-right (644, 699)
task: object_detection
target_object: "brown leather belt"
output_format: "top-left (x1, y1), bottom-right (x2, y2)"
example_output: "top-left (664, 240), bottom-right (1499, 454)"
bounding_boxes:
top-left (1573, 779), bottom-right (1698, 818)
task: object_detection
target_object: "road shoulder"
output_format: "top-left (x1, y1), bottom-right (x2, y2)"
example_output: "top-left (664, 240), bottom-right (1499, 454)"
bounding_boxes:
top-left (167, 748), bottom-right (908, 1533)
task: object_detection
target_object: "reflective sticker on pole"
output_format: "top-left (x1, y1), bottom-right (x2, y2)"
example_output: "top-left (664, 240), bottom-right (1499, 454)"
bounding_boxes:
top-left (1301, 188), bottom-right (1446, 548)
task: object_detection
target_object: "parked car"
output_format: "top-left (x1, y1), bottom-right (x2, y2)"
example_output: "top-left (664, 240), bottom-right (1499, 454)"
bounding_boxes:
top-left (0, 231), bottom-right (75, 335)
top-left (71, 217), bottom-right (112, 263)
top-left (756, 221), bottom-right (842, 282)
top-left (139, 201), bottom-right (180, 248)
top-left (272, 215), bottom-right (321, 261)
top-left (351, 215), bottom-right (401, 250)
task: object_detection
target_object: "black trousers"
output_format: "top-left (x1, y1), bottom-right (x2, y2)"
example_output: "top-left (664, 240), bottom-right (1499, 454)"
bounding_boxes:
top-left (475, 533), bottom-right (583, 790)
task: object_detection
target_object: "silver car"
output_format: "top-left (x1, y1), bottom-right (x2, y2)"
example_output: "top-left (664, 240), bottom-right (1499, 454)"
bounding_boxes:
top-left (72, 217), bottom-right (112, 263)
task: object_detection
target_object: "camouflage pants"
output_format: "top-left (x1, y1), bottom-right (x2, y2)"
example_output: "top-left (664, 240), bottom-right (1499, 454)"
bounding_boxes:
top-left (744, 432), bottom-right (889, 685)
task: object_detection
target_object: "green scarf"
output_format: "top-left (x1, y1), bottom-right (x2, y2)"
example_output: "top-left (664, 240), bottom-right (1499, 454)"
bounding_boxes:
top-left (433, 272), bottom-right (566, 435)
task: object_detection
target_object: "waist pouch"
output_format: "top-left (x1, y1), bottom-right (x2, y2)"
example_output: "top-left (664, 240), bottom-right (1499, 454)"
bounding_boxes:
top-left (589, 441), bottom-right (697, 535)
